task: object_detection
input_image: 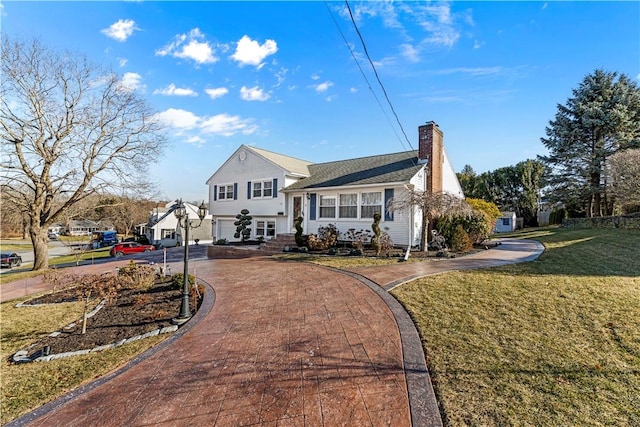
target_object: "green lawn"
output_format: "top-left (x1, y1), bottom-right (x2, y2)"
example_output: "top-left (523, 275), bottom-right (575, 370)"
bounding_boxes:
top-left (392, 227), bottom-right (639, 426)
top-left (1, 294), bottom-right (168, 425)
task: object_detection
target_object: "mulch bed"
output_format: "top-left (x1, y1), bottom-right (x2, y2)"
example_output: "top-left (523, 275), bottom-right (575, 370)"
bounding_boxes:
top-left (18, 279), bottom-right (201, 359)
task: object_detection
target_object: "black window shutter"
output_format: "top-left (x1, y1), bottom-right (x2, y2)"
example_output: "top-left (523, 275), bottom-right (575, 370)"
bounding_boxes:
top-left (214, 185), bottom-right (218, 201)
top-left (247, 182), bottom-right (252, 199)
top-left (309, 193), bottom-right (317, 220)
top-left (233, 183), bottom-right (238, 200)
top-left (385, 188), bottom-right (394, 221)
top-left (273, 178), bottom-right (278, 197)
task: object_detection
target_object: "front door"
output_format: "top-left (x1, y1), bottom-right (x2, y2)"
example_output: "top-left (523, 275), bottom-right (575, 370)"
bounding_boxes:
top-left (292, 196), bottom-right (302, 229)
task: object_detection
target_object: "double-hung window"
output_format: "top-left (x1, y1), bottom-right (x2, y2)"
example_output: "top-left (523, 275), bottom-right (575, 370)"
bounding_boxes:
top-left (319, 196), bottom-right (336, 218)
top-left (339, 193), bottom-right (357, 218)
top-left (256, 220), bottom-right (276, 237)
top-left (161, 229), bottom-right (175, 239)
top-left (361, 192), bottom-right (382, 218)
top-left (252, 180), bottom-right (273, 198)
top-left (218, 185), bottom-right (234, 200)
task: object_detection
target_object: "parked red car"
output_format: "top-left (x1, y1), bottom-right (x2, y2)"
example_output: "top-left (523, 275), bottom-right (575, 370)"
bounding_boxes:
top-left (109, 242), bottom-right (155, 258)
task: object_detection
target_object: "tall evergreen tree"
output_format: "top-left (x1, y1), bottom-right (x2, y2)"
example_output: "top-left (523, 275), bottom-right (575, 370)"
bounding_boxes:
top-left (456, 164), bottom-right (480, 198)
top-left (539, 69), bottom-right (640, 217)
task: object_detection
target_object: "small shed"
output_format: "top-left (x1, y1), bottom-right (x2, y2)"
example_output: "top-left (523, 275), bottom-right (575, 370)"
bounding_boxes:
top-left (495, 211), bottom-right (517, 233)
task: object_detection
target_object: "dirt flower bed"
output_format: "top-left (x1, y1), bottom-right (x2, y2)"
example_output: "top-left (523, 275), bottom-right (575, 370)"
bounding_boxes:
top-left (16, 278), bottom-right (202, 359)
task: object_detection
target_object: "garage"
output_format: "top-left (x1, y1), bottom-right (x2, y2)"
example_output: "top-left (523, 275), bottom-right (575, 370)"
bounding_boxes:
top-left (217, 219), bottom-right (238, 242)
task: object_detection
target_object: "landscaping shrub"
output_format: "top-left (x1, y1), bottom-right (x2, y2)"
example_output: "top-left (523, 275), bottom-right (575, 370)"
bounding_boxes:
top-left (234, 209), bottom-right (252, 242)
top-left (371, 213), bottom-right (382, 255)
top-left (343, 228), bottom-right (372, 252)
top-left (450, 225), bottom-right (473, 252)
top-left (117, 262), bottom-right (156, 291)
top-left (436, 211), bottom-right (493, 246)
top-left (171, 273), bottom-right (195, 290)
top-left (294, 216), bottom-right (306, 247)
top-left (376, 232), bottom-right (394, 256)
top-left (307, 224), bottom-right (338, 250)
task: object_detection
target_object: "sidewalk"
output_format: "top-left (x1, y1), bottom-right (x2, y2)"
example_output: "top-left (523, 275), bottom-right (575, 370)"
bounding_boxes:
top-left (5, 239), bottom-right (543, 426)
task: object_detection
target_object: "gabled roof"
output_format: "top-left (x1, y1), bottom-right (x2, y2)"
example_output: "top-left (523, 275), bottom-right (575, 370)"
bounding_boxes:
top-left (284, 150), bottom-right (423, 191)
top-left (246, 146), bottom-right (312, 177)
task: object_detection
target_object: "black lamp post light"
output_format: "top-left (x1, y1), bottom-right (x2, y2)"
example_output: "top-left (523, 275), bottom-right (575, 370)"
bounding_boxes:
top-left (172, 198), bottom-right (207, 325)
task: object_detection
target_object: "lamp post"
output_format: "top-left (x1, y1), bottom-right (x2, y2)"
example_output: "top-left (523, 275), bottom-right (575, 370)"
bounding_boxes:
top-left (173, 198), bottom-right (207, 324)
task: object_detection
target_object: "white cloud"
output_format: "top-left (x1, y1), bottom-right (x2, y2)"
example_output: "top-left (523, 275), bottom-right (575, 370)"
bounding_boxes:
top-left (240, 86), bottom-right (270, 101)
top-left (118, 72), bottom-right (144, 92)
top-left (156, 109), bottom-right (257, 139)
top-left (200, 114), bottom-right (257, 136)
top-left (400, 43), bottom-right (420, 63)
top-left (313, 81), bottom-right (334, 93)
top-left (101, 19), bottom-right (138, 42)
top-left (350, 87), bottom-right (358, 93)
top-left (155, 108), bottom-right (201, 129)
top-left (187, 136), bottom-right (206, 147)
top-left (205, 87), bottom-right (229, 99)
top-left (473, 40), bottom-right (484, 49)
top-left (231, 35), bottom-right (278, 68)
top-left (117, 57), bottom-right (128, 67)
top-left (311, 73), bottom-right (321, 81)
top-left (153, 83), bottom-right (198, 97)
top-left (156, 28), bottom-right (218, 64)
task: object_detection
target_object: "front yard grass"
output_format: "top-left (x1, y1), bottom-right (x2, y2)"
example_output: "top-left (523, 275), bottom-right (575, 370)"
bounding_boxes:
top-left (0, 294), bottom-right (168, 424)
top-left (391, 227), bottom-right (639, 426)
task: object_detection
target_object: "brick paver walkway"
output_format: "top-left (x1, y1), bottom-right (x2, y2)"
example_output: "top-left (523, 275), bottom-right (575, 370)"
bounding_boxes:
top-left (4, 239), bottom-right (543, 426)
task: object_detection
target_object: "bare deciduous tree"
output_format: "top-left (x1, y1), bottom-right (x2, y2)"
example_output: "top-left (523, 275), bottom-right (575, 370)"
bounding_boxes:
top-left (387, 188), bottom-right (471, 251)
top-left (609, 149), bottom-right (640, 213)
top-left (0, 37), bottom-right (166, 270)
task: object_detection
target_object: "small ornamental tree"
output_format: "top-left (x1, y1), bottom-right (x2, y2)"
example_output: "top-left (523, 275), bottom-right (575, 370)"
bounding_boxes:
top-left (73, 273), bottom-right (120, 334)
top-left (234, 209), bottom-right (252, 243)
top-left (294, 216), bottom-right (305, 247)
top-left (371, 213), bottom-right (382, 255)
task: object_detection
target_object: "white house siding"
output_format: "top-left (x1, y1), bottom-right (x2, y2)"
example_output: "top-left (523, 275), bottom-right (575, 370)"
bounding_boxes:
top-left (442, 148), bottom-right (464, 197)
top-left (208, 148), bottom-right (308, 242)
top-left (208, 149), bottom-right (285, 229)
top-left (302, 184), bottom-right (417, 247)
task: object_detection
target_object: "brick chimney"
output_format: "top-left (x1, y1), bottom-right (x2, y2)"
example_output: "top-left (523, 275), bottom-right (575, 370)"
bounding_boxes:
top-left (418, 121), bottom-right (444, 193)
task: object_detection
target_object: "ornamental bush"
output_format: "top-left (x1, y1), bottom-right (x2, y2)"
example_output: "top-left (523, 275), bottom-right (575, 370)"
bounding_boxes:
top-left (450, 224), bottom-right (473, 252)
top-left (436, 210), bottom-right (493, 247)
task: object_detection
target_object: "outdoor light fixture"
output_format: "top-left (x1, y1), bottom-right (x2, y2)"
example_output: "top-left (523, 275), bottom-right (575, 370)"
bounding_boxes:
top-left (172, 198), bottom-right (207, 324)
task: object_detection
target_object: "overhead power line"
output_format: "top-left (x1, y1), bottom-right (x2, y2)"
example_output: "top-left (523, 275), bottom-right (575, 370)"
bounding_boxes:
top-left (342, 0), bottom-right (415, 153)
top-left (324, 2), bottom-right (408, 154)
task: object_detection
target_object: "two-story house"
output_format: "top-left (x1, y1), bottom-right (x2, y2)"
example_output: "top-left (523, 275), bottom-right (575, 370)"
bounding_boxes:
top-left (205, 121), bottom-right (463, 247)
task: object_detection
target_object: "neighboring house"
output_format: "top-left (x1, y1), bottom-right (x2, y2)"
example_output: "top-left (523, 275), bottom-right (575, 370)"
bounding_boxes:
top-left (64, 220), bottom-right (114, 236)
top-left (206, 121), bottom-right (464, 247)
top-left (495, 211), bottom-right (517, 233)
top-left (145, 201), bottom-right (213, 247)
top-left (47, 224), bottom-right (64, 236)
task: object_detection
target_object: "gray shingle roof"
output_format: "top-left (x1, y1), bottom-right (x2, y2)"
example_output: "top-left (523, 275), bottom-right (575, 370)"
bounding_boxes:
top-left (285, 150), bottom-right (423, 190)
top-left (247, 146), bottom-right (312, 176)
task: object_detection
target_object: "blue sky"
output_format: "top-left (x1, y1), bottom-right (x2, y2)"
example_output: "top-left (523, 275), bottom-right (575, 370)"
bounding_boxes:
top-left (2, 1), bottom-right (638, 202)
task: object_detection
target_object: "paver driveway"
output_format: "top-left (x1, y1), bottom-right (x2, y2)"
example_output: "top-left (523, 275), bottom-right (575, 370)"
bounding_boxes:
top-left (10, 259), bottom-right (417, 426)
top-left (5, 238), bottom-right (543, 427)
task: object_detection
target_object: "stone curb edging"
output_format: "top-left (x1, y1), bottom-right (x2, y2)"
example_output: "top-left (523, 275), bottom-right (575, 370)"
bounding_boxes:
top-left (5, 278), bottom-right (216, 427)
top-left (320, 265), bottom-right (444, 427)
top-left (12, 298), bottom-right (109, 363)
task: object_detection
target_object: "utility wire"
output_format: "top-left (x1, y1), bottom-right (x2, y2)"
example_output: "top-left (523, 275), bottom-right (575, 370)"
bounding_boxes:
top-left (324, 2), bottom-right (408, 155)
top-left (343, 0), bottom-right (415, 153)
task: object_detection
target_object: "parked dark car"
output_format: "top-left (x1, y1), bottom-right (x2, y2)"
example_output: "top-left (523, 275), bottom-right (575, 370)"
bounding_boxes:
top-left (0, 252), bottom-right (23, 268)
top-left (109, 242), bottom-right (155, 258)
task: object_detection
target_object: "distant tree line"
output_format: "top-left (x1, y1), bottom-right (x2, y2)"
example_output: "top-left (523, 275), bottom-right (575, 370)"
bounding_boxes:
top-left (459, 69), bottom-right (640, 222)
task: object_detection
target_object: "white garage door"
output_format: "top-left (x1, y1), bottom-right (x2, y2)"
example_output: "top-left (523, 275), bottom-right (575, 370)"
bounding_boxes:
top-left (218, 220), bottom-right (238, 242)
